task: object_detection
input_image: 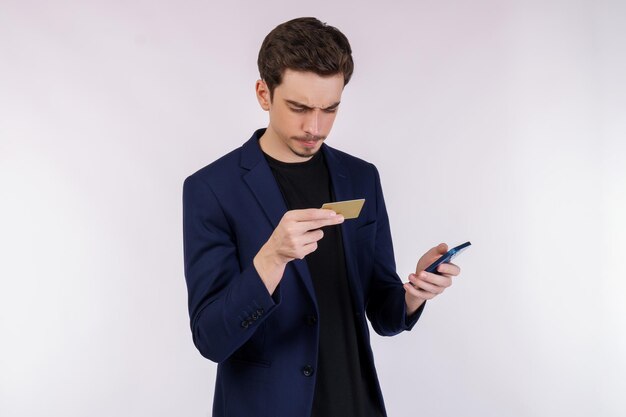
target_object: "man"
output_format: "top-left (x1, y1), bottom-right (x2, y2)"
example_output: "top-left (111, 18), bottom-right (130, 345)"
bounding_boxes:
top-left (183, 17), bottom-right (460, 417)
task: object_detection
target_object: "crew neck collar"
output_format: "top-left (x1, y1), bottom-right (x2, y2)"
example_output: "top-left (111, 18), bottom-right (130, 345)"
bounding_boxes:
top-left (263, 147), bottom-right (324, 168)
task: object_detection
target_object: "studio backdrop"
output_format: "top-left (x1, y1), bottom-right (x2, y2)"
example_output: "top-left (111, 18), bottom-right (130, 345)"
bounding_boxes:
top-left (1, 1), bottom-right (624, 416)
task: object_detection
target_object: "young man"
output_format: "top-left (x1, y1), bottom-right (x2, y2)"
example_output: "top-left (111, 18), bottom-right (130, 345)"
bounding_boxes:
top-left (183, 17), bottom-right (460, 417)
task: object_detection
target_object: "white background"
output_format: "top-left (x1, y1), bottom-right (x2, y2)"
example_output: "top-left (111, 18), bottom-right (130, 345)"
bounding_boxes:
top-left (1, 1), bottom-right (625, 416)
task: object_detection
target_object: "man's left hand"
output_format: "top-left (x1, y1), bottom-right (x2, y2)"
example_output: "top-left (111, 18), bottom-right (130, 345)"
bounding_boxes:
top-left (404, 243), bottom-right (461, 316)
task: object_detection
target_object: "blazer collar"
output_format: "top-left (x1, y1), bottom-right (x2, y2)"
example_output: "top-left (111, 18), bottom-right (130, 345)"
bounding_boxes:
top-left (240, 127), bottom-right (354, 219)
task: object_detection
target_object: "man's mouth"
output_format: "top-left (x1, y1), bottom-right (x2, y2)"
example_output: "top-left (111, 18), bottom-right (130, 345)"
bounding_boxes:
top-left (295, 137), bottom-right (322, 148)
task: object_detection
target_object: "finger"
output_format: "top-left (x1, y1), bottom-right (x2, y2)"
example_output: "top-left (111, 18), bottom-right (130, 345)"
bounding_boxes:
top-left (434, 242), bottom-right (448, 255)
top-left (409, 274), bottom-right (445, 295)
top-left (418, 271), bottom-right (452, 288)
top-left (422, 242), bottom-right (448, 262)
top-left (298, 241), bottom-right (319, 259)
top-left (288, 208), bottom-right (339, 221)
top-left (297, 216), bottom-right (345, 232)
top-left (436, 262), bottom-right (460, 276)
top-left (403, 282), bottom-right (435, 300)
top-left (302, 228), bottom-right (325, 244)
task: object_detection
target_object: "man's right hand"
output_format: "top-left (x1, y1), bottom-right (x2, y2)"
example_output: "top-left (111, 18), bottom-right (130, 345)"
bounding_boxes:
top-left (253, 209), bottom-right (344, 295)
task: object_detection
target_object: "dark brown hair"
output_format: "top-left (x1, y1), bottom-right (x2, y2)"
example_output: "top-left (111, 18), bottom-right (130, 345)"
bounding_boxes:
top-left (257, 17), bottom-right (354, 101)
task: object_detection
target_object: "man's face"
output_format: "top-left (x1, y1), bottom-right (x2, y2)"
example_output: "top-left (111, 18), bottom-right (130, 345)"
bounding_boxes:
top-left (256, 69), bottom-right (344, 162)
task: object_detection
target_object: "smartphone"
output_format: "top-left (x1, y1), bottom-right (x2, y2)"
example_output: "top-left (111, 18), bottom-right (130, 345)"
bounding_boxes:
top-left (425, 241), bottom-right (471, 275)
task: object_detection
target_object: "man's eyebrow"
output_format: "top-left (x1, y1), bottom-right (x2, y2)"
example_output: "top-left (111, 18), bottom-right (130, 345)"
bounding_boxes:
top-left (284, 99), bottom-right (341, 110)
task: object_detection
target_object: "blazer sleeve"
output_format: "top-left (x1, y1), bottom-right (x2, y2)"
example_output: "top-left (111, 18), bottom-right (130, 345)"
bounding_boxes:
top-left (365, 164), bottom-right (425, 336)
top-left (182, 174), bottom-right (280, 363)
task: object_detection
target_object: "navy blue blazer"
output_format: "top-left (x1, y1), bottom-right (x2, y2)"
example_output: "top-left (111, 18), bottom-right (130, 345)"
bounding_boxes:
top-left (183, 129), bottom-right (423, 417)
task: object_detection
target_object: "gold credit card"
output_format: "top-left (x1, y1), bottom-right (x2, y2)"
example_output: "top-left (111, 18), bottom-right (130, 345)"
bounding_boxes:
top-left (321, 199), bottom-right (365, 220)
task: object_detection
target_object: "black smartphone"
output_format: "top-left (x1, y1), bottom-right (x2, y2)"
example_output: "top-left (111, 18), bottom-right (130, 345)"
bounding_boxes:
top-left (425, 241), bottom-right (471, 275)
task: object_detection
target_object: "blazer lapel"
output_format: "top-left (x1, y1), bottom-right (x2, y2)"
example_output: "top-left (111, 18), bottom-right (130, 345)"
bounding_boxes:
top-left (241, 154), bottom-right (286, 230)
top-left (240, 130), bottom-right (317, 303)
top-left (322, 145), bottom-right (365, 311)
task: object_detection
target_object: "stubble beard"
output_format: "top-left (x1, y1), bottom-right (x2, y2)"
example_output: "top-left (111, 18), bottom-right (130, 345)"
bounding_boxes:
top-left (290, 135), bottom-right (325, 158)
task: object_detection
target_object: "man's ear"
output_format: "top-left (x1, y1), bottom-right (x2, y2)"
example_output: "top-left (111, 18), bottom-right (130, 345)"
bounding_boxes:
top-left (255, 79), bottom-right (271, 111)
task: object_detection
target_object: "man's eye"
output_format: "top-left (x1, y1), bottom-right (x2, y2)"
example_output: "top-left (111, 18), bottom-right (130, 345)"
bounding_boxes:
top-left (290, 107), bottom-right (306, 113)
top-left (323, 109), bottom-right (337, 114)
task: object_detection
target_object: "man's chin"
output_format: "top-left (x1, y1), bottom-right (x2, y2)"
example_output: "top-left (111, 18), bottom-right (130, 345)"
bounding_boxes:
top-left (291, 147), bottom-right (320, 158)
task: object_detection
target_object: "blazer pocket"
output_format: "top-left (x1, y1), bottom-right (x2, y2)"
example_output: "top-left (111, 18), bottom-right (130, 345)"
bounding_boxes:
top-left (356, 220), bottom-right (376, 244)
top-left (223, 360), bottom-right (270, 416)
top-left (230, 356), bottom-right (272, 368)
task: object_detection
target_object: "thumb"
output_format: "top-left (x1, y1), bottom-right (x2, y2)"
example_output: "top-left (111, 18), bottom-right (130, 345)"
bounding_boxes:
top-left (436, 242), bottom-right (448, 254)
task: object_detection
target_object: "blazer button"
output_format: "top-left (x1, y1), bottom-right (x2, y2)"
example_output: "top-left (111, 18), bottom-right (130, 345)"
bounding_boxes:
top-left (241, 320), bottom-right (249, 329)
top-left (306, 315), bottom-right (317, 326)
top-left (302, 365), bottom-right (314, 377)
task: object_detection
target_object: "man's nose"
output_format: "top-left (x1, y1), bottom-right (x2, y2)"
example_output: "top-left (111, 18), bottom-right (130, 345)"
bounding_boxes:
top-left (304, 109), bottom-right (320, 136)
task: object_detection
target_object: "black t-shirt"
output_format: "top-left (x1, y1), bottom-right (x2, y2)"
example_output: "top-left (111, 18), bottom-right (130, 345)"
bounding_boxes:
top-left (265, 150), bottom-right (383, 417)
